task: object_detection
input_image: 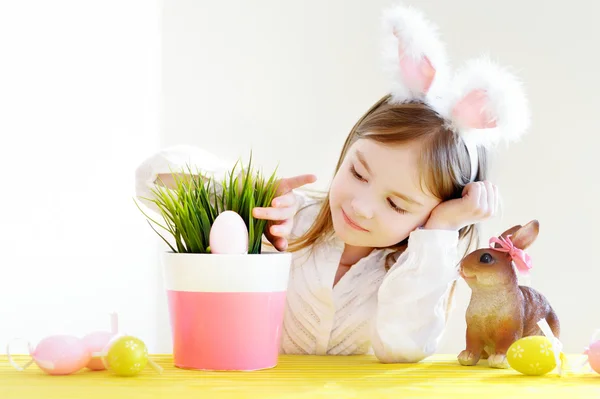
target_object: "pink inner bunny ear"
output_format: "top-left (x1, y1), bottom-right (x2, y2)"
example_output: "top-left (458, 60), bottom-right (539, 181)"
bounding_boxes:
top-left (452, 89), bottom-right (498, 129)
top-left (395, 35), bottom-right (436, 95)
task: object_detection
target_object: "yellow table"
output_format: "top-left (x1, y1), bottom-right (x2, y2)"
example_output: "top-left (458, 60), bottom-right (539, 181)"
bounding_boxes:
top-left (1, 354), bottom-right (598, 398)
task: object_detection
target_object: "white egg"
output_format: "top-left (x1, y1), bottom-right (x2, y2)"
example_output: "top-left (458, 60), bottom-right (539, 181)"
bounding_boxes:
top-left (209, 211), bottom-right (248, 254)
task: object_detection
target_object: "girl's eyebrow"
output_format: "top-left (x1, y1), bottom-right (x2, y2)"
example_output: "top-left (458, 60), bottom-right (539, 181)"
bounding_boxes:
top-left (355, 150), bottom-right (423, 207)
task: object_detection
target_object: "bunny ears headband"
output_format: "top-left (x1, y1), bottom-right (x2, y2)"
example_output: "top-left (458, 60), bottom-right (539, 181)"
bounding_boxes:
top-left (381, 3), bottom-right (531, 181)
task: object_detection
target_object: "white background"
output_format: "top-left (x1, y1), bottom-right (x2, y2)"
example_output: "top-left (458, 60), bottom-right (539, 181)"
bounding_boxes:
top-left (1, 0), bottom-right (598, 356)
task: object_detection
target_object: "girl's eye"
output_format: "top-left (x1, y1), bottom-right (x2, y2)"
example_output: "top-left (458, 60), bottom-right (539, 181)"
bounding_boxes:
top-left (350, 165), bottom-right (366, 181)
top-left (350, 164), bottom-right (406, 214)
top-left (387, 199), bottom-right (406, 214)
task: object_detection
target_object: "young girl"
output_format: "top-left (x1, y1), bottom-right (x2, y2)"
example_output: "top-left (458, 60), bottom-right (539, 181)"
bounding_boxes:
top-left (135, 3), bottom-right (531, 363)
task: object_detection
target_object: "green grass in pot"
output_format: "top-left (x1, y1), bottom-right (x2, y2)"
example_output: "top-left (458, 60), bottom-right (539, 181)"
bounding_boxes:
top-left (135, 154), bottom-right (279, 254)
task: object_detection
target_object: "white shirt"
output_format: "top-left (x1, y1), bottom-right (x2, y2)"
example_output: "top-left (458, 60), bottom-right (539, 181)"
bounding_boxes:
top-left (135, 145), bottom-right (461, 363)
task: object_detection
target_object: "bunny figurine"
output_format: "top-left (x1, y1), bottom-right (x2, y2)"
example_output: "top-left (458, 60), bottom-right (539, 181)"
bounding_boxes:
top-left (457, 220), bottom-right (560, 369)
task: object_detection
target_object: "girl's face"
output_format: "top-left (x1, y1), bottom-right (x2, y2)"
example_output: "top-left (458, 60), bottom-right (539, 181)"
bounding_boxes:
top-left (329, 138), bottom-right (442, 248)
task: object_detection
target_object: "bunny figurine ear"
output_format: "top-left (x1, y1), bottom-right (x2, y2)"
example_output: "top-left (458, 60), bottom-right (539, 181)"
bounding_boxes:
top-left (381, 3), bottom-right (450, 107)
top-left (448, 56), bottom-right (532, 149)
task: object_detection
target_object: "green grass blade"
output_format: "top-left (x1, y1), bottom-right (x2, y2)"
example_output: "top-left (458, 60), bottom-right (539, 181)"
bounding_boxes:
top-left (147, 220), bottom-right (177, 253)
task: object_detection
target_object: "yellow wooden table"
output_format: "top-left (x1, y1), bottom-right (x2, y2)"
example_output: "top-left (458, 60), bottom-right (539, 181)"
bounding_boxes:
top-left (1, 354), bottom-right (598, 398)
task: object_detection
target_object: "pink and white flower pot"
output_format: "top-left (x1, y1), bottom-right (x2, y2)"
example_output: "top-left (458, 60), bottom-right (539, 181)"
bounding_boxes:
top-left (162, 251), bottom-right (291, 371)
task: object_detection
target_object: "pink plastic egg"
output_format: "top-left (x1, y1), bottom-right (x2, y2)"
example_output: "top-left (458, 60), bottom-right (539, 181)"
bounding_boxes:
top-left (82, 331), bottom-right (114, 370)
top-left (31, 335), bottom-right (90, 375)
top-left (209, 211), bottom-right (248, 254)
top-left (586, 340), bottom-right (600, 374)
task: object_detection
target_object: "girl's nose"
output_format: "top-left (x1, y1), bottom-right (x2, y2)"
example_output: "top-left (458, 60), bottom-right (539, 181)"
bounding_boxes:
top-left (350, 198), bottom-right (374, 219)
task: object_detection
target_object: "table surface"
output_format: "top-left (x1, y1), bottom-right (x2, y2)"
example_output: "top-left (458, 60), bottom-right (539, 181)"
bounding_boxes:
top-left (1, 354), bottom-right (599, 399)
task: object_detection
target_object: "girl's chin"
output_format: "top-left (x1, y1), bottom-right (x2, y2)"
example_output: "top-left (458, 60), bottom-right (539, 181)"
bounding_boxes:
top-left (332, 225), bottom-right (365, 246)
top-left (332, 226), bottom-right (386, 248)
top-left (334, 231), bottom-right (409, 251)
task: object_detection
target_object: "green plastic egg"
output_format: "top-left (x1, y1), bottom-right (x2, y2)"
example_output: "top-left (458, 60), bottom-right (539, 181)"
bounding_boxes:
top-left (104, 336), bottom-right (149, 376)
top-left (507, 336), bottom-right (557, 376)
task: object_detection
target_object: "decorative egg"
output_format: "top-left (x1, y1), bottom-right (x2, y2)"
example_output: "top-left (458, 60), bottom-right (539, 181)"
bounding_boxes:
top-left (209, 211), bottom-right (248, 254)
top-left (507, 336), bottom-right (557, 376)
top-left (31, 335), bottom-right (90, 375)
top-left (103, 335), bottom-right (149, 376)
top-left (586, 340), bottom-right (600, 374)
top-left (82, 331), bottom-right (115, 370)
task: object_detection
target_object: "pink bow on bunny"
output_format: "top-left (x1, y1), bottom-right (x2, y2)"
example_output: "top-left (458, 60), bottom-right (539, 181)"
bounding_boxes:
top-left (489, 235), bottom-right (533, 275)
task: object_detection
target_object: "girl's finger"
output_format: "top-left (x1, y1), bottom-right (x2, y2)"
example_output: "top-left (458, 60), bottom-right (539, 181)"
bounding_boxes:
top-left (477, 182), bottom-right (488, 216)
top-left (277, 174), bottom-right (317, 195)
top-left (273, 237), bottom-right (288, 251)
top-left (253, 205), bottom-right (296, 221)
top-left (462, 181), bottom-right (479, 202)
top-left (484, 181), bottom-right (495, 217)
top-left (265, 234), bottom-right (288, 252)
top-left (265, 233), bottom-right (288, 251)
top-left (272, 191), bottom-right (296, 208)
top-left (270, 218), bottom-right (293, 237)
top-left (463, 182), bottom-right (481, 210)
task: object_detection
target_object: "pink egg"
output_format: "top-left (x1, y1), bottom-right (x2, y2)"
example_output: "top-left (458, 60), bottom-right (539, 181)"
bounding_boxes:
top-left (587, 340), bottom-right (600, 374)
top-left (209, 211), bottom-right (248, 254)
top-left (31, 335), bottom-right (90, 375)
top-left (82, 331), bottom-right (115, 370)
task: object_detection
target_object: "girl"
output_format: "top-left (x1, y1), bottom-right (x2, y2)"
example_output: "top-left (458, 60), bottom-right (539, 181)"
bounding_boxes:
top-left (135, 4), bottom-right (531, 363)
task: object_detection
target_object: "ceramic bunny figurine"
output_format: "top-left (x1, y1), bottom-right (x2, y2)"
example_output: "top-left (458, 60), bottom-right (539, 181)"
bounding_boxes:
top-left (457, 220), bottom-right (560, 369)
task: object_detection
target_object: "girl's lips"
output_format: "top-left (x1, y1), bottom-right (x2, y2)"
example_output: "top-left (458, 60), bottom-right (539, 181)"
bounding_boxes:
top-left (342, 209), bottom-right (369, 232)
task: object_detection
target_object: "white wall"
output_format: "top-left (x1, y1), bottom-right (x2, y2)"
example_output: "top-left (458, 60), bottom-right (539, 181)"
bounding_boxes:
top-left (0, 1), bottom-right (162, 351)
top-left (2, 0), bottom-right (598, 357)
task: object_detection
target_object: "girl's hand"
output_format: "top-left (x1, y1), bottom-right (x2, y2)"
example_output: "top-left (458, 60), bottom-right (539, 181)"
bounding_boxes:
top-left (252, 174), bottom-right (317, 251)
top-left (424, 181), bottom-right (499, 231)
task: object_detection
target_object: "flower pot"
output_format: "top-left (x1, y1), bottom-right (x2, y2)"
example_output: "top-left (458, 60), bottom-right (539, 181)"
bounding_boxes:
top-left (161, 251), bottom-right (291, 371)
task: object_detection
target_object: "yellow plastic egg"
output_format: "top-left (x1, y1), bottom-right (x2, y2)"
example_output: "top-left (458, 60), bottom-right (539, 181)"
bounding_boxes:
top-left (507, 336), bottom-right (557, 376)
top-left (103, 336), bottom-right (149, 377)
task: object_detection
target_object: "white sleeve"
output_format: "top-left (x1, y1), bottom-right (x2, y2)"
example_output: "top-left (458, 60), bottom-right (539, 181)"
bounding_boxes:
top-left (134, 145), bottom-right (232, 215)
top-left (370, 228), bottom-right (460, 363)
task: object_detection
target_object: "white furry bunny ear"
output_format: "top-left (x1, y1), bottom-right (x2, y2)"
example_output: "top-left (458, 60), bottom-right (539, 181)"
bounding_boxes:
top-left (381, 3), bottom-right (450, 106)
top-left (448, 57), bottom-right (531, 148)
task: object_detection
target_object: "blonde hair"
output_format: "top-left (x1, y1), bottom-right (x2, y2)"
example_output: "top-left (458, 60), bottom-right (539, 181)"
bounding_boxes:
top-left (287, 94), bottom-right (489, 317)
